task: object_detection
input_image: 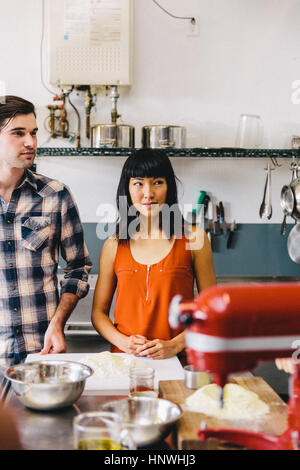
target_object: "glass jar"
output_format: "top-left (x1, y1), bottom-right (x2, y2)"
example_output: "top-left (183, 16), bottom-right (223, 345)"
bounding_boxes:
top-left (129, 367), bottom-right (158, 398)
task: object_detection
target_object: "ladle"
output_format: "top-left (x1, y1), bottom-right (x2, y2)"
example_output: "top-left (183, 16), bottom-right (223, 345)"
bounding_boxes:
top-left (259, 163), bottom-right (272, 219)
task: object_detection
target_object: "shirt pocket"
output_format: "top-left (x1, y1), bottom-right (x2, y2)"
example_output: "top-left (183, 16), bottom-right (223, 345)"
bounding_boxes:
top-left (115, 267), bottom-right (137, 278)
top-left (159, 266), bottom-right (193, 274)
top-left (21, 216), bottom-right (51, 251)
top-left (158, 265), bottom-right (194, 281)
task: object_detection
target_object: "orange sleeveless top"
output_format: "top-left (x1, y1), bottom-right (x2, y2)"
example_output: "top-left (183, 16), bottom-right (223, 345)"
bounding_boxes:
top-left (111, 237), bottom-right (194, 352)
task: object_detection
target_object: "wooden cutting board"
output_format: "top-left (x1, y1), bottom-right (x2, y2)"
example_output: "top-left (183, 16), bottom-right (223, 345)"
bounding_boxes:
top-left (159, 377), bottom-right (287, 450)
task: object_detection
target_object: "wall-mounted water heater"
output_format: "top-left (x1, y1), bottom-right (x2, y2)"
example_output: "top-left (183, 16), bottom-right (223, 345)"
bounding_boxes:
top-left (47, 0), bottom-right (133, 86)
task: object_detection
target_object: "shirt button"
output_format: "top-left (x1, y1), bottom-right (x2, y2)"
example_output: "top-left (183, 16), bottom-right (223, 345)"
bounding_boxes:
top-left (11, 199), bottom-right (16, 203)
top-left (7, 241), bottom-right (12, 247)
top-left (7, 219), bottom-right (12, 224)
top-left (9, 263), bottom-right (14, 268)
top-left (13, 307), bottom-right (18, 312)
top-left (15, 328), bottom-right (20, 335)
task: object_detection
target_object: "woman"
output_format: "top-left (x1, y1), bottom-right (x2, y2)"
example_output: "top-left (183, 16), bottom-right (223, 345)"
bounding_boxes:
top-left (92, 149), bottom-right (216, 359)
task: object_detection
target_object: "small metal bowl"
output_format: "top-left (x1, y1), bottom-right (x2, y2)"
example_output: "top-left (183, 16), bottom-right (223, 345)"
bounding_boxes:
top-left (184, 365), bottom-right (211, 389)
top-left (5, 361), bottom-right (93, 411)
top-left (101, 397), bottom-right (182, 447)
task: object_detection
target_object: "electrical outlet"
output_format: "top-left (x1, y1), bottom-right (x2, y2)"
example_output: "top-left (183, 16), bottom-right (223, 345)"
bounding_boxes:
top-left (187, 16), bottom-right (200, 37)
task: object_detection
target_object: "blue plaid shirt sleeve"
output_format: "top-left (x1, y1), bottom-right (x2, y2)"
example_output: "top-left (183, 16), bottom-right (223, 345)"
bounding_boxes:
top-left (59, 186), bottom-right (92, 299)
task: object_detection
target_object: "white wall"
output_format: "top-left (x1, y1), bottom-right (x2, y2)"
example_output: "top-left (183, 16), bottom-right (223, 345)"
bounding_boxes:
top-left (36, 155), bottom-right (290, 224)
top-left (1, 0), bottom-right (300, 223)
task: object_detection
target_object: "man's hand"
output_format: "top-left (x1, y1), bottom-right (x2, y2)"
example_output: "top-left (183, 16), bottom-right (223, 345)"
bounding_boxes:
top-left (40, 318), bottom-right (66, 355)
top-left (40, 293), bottom-right (78, 355)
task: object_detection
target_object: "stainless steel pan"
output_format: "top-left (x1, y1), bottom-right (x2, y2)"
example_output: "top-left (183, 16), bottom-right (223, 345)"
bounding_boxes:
top-left (287, 223), bottom-right (300, 263)
top-left (289, 177), bottom-right (300, 220)
top-left (280, 162), bottom-right (300, 221)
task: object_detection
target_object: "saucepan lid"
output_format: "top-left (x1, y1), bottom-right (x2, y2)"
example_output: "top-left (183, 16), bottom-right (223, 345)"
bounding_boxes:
top-left (287, 223), bottom-right (300, 263)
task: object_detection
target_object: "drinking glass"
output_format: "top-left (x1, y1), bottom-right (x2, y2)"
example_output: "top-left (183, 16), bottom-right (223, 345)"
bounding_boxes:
top-left (235, 114), bottom-right (263, 148)
top-left (73, 411), bottom-right (136, 450)
top-left (129, 367), bottom-right (158, 398)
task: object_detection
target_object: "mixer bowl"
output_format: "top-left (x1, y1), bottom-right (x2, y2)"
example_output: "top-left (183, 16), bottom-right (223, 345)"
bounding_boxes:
top-left (5, 361), bottom-right (93, 411)
top-left (101, 397), bottom-right (182, 447)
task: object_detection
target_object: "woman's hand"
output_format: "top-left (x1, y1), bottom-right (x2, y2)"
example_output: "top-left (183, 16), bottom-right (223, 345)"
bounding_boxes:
top-left (122, 335), bottom-right (148, 355)
top-left (135, 338), bottom-right (180, 360)
top-left (275, 358), bottom-right (296, 374)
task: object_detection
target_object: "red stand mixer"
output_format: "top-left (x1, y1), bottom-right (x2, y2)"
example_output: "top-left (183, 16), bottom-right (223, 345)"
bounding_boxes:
top-left (169, 283), bottom-right (300, 450)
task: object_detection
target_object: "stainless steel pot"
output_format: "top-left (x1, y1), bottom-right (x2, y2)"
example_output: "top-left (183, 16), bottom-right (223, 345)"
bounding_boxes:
top-left (91, 124), bottom-right (135, 148)
top-left (142, 125), bottom-right (186, 149)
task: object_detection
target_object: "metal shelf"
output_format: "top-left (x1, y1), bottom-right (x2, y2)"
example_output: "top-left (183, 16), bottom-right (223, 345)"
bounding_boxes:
top-left (36, 148), bottom-right (300, 158)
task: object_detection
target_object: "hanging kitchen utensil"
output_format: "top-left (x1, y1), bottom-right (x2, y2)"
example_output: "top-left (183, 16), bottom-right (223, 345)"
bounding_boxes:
top-left (266, 163), bottom-right (272, 220)
top-left (280, 185), bottom-right (294, 237)
top-left (280, 159), bottom-right (298, 234)
top-left (259, 163), bottom-right (272, 219)
top-left (280, 215), bottom-right (287, 236)
top-left (219, 201), bottom-right (227, 236)
top-left (214, 205), bottom-right (221, 235)
top-left (280, 185), bottom-right (295, 218)
top-left (288, 177), bottom-right (300, 220)
top-left (202, 195), bottom-right (210, 216)
top-left (280, 159), bottom-right (300, 222)
top-left (259, 170), bottom-right (269, 218)
top-left (227, 221), bottom-right (236, 249)
top-left (192, 191), bottom-right (206, 215)
top-left (287, 223), bottom-right (300, 263)
top-left (206, 201), bottom-right (213, 243)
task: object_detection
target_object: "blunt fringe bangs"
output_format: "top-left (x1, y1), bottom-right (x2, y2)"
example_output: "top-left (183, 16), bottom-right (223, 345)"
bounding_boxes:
top-left (116, 149), bottom-right (184, 242)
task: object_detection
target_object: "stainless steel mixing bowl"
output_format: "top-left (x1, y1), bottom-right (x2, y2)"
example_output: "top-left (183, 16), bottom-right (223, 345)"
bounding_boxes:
top-left (5, 361), bottom-right (93, 411)
top-left (101, 396), bottom-right (182, 447)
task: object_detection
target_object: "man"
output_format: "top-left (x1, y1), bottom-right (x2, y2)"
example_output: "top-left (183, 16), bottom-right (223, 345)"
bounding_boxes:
top-left (0, 96), bottom-right (92, 367)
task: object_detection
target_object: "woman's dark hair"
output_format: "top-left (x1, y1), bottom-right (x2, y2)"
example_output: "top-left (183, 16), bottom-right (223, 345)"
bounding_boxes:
top-left (116, 148), bottom-right (184, 242)
top-left (0, 96), bottom-right (36, 131)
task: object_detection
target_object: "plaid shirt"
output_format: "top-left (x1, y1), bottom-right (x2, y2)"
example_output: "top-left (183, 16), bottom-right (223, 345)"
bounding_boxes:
top-left (0, 169), bottom-right (92, 365)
